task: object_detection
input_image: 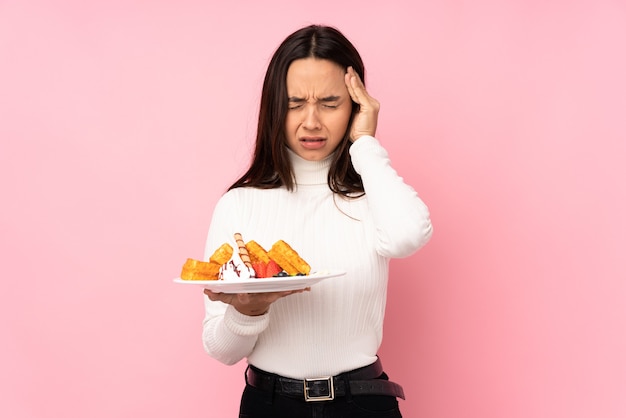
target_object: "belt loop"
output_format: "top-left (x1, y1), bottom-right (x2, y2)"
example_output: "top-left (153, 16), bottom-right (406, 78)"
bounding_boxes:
top-left (244, 365), bottom-right (250, 386)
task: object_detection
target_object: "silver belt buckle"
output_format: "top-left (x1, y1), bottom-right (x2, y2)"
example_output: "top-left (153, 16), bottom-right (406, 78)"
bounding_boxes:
top-left (303, 376), bottom-right (335, 402)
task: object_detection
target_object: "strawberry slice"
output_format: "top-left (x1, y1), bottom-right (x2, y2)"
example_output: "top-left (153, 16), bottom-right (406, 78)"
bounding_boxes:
top-left (252, 261), bottom-right (267, 278)
top-left (265, 260), bottom-right (282, 277)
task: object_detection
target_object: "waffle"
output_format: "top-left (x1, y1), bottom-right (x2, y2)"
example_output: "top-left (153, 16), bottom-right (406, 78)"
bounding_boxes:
top-left (268, 240), bottom-right (311, 275)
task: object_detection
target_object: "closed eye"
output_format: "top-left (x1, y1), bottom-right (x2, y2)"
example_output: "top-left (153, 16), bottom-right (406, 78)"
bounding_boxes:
top-left (320, 95), bottom-right (341, 109)
top-left (288, 97), bottom-right (306, 110)
top-left (287, 95), bottom-right (342, 109)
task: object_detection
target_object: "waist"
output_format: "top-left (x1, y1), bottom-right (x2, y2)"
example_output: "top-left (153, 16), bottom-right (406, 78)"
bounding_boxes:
top-left (245, 357), bottom-right (405, 402)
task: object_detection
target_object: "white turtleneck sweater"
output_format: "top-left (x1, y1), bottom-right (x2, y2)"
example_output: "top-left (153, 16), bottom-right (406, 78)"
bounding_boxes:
top-left (202, 136), bottom-right (432, 379)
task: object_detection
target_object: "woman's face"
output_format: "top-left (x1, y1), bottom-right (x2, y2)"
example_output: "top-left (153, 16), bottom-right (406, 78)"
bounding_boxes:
top-left (284, 58), bottom-right (352, 161)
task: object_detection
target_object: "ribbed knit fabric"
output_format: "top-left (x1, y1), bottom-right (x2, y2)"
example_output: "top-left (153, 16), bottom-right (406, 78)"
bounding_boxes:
top-left (201, 136), bottom-right (432, 379)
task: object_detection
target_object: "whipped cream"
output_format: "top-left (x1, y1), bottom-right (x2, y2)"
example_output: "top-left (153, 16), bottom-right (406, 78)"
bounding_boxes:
top-left (218, 250), bottom-right (256, 280)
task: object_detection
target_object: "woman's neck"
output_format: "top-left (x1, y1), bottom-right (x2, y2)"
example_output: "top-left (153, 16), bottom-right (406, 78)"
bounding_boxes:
top-left (287, 148), bottom-right (332, 186)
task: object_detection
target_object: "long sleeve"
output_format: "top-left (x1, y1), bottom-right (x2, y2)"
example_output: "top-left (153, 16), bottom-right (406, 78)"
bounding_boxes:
top-left (350, 136), bottom-right (433, 258)
top-left (201, 192), bottom-right (269, 365)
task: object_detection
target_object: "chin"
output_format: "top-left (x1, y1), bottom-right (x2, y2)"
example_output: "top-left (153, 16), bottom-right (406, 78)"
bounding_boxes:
top-left (301, 150), bottom-right (332, 161)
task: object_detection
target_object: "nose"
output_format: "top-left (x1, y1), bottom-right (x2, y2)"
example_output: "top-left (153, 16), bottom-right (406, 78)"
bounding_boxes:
top-left (302, 105), bottom-right (321, 130)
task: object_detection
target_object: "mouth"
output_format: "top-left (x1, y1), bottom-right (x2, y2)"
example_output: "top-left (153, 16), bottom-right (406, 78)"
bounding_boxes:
top-left (299, 137), bottom-right (327, 150)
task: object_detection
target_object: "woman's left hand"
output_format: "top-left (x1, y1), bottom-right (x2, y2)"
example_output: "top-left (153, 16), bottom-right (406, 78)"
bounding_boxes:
top-left (204, 288), bottom-right (309, 316)
top-left (345, 66), bottom-right (380, 142)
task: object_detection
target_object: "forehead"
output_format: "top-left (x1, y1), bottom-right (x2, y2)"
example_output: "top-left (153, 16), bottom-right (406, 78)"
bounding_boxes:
top-left (286, 58), bottom-right (346, 95)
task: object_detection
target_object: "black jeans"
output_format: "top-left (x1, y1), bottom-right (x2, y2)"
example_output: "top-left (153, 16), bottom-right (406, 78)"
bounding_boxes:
top-left (238, 372), bottom-right (402, 418)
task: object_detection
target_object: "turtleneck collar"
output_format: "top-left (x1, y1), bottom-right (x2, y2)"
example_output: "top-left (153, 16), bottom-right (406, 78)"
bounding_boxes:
top-left (286, 147), bottom-right (332, 186)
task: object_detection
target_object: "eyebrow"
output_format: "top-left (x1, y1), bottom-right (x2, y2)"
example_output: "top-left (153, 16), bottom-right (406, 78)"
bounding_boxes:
top-left (288, 95), bottom-right (341, 103)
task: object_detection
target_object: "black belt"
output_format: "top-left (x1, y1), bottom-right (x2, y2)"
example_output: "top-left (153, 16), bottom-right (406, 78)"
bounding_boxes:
top-left (245, 358), bottom-right (405, 402)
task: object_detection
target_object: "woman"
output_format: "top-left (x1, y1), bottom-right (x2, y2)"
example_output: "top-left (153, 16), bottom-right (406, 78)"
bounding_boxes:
top-left (202, 25), bottom-right (432, 417)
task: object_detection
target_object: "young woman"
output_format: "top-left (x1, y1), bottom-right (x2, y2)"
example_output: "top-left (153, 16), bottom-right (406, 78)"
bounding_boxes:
top-left (201, 25), bottom-right (432, 417)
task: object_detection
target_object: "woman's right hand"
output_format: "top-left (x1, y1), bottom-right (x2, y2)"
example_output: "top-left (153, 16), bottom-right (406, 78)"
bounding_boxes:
top-left (345, 66), bottom-right (380, 142)
top-left (204, 288), bottom-right (309, 316)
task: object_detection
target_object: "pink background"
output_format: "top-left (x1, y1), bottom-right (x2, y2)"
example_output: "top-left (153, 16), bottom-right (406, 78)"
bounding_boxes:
top-left (2, 1), bottom-right (625, 417)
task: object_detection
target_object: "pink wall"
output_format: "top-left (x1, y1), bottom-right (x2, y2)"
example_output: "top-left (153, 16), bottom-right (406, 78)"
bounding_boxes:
top-left (2, 1), bottom-right (625, 417)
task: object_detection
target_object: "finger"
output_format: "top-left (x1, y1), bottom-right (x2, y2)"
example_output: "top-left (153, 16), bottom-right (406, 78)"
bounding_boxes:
top-left (346, 67), bottom-right (378, 112)
top-left (348, 66), bottom-right (364, 87)
top-left (204, 289), bottom-right (219, 300)
top-left (205, 289), bottom-right (236, 305)
top-left (345, 68), bottom-right (357, 102)
top-left (345, 66), bottom-right (367, 104)
top-left (282, 287), bottom-right (310, 296)
top-left (237, 293), bottom-right (251, 304)
top-left (348, 70), bottom-right (374, 106)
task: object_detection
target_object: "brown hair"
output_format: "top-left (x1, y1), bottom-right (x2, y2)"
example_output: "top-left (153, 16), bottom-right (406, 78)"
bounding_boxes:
top-left (228, 25), bottom-right (366, 197)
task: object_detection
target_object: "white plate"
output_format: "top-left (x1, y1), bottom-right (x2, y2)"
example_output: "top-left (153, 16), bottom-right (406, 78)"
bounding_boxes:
top-left (173, 270), bottom-right (346, 293)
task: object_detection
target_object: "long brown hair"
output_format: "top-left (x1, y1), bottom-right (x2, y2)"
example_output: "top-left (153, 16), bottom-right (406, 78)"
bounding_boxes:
top-left (228, 25), bottom-right (366, 197)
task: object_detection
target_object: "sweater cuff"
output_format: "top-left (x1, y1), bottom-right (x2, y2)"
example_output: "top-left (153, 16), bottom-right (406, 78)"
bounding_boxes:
top-left (223, 304), bottom-right (270, 336)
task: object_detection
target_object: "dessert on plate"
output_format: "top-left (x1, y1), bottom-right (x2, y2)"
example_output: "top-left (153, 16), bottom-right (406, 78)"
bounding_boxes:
top-left (180, 233), bottom-right (310, 281)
